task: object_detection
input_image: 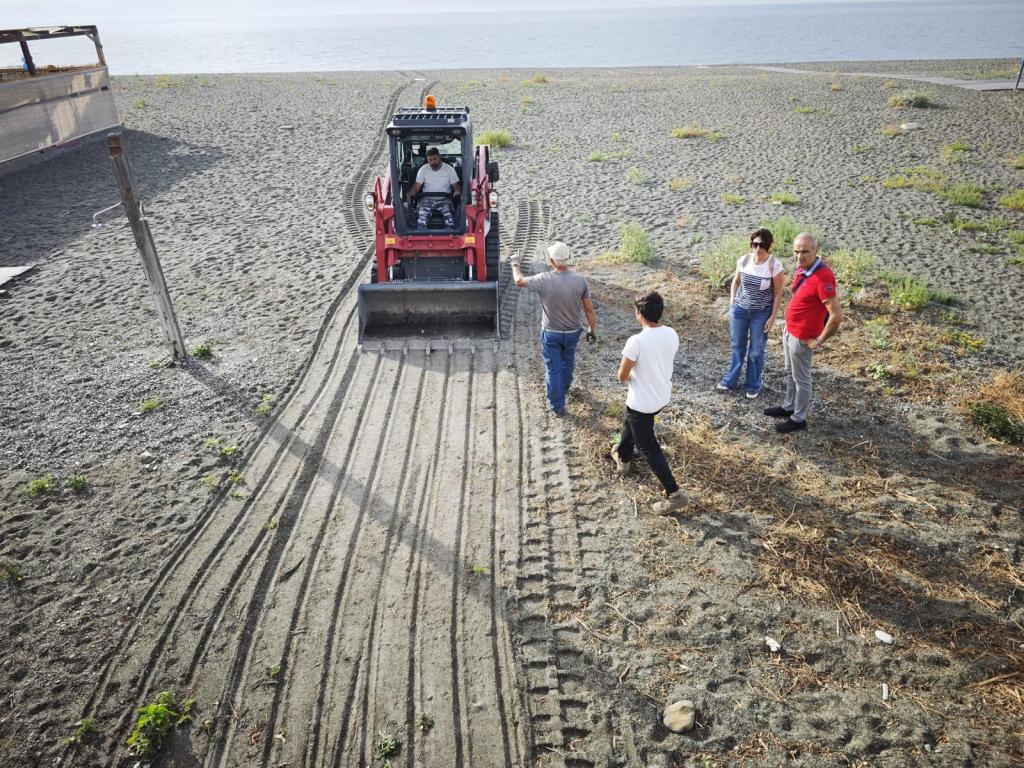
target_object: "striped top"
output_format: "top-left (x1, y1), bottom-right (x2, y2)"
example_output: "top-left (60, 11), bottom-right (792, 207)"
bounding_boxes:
top-left (735, 252), bottom-right (783, 311)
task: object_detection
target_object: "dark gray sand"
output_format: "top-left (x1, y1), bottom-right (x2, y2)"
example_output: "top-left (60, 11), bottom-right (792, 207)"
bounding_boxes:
top-left (1, 61), bottom-right (1021, 767)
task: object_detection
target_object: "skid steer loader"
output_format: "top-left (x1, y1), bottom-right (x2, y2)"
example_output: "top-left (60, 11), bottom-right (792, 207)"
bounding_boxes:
top-left (358, 96), bottom-right (501, 350)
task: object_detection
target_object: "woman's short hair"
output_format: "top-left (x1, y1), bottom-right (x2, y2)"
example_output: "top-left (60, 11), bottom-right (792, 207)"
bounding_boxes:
top-left (750, 227), bottom-right (774, 251)
top-left (634, 291), bottom-right (664, 323)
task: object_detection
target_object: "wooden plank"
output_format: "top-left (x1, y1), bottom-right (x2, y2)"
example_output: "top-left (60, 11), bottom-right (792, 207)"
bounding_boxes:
top-left (0, 263), bottom-right (36, 288)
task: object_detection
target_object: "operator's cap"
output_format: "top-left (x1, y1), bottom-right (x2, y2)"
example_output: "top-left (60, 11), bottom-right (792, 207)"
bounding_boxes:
top-left (546, 241), bottom-right (574, 265)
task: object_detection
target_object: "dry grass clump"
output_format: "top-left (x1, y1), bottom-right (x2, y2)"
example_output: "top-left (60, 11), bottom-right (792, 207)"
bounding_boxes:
top-left (477, 129), bottom-right (512, 148)
top-left (998, 189), bottom-right (1024, 212)
top-left (966, 372), bottom-right (1024, 444)
top-left (888, 91), bottom-right (933, 108)
top-left (670, 125), bottom-right (723, 141)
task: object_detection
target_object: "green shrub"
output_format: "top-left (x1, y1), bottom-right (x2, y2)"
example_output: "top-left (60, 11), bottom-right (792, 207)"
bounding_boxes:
top-left (190, 342), bottom-right (213, 359)
top-left (666, 177), bottom-right (693, 191)
top-left (66, 474), bottom-right (89, 494)
top-left (969, 402), bottom-right (1024, 444)
top-left (477, 129), bottom-right (512, 148)
top-left (698, 234), bottom-right (747, 289)
top-left (770, 190), bottom-right (800, 205)
top-left (951, 216), bottom-right (1011, 233)
top-left (1008, 230), bottom-right (1024, 244)
top-left (966, 243), bottom-right (1002, 255)
top-left (1008, 153), bottom-right (1024, 169)
top-left (881, 124), bottom-right (902, 138)
top-left (759, 215), bottom-right (822, 257)
top-left (670, 125), bottom-right (708, 139)
top-left (140, 397), bottom-right (161, 413)
top-left (627, 167), bottom-right (643, 184)
top-left (940, 183), bottom-right (982, 207)
top-left (25, 475), bottom-right (55, 497)
top-left (999, 189), bottom-right (1024, 212)
top-left (617, 222), bottom-right (653, 264)
top-left (888, 91), bottom-right (932, 108)
top-left (794, 105), bottom-right (815, 114)
top-left (588, 152), bottom-right (611, 162)
top-left (827, 248), bottom-right (877, 290)
top-left (126, 691), bottom-right (195, 757)
top-left (912, 216), bottom-right (941, 227)
top-left (879, 271), bottom-right (951, 310)
top-left (721, 193), bottom-right (744, 205)
top-left (940, 140), bottom-right (970, 163)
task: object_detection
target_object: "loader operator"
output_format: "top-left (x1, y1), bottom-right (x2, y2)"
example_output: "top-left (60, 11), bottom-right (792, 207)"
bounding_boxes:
top-left (511, 242), bottom-right (598, 417)
top-left (406, 147), bottom-right (461, 229)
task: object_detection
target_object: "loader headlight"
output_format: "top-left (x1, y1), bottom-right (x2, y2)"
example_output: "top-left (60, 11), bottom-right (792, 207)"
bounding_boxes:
top-left (488, 191), bottom-right (498, 208)
top-left (364, 192), bottom-right (375, 211)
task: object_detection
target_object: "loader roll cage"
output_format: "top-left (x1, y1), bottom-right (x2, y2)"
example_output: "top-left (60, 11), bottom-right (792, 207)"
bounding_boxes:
top-left (386, 107), bottom-right (473, 237)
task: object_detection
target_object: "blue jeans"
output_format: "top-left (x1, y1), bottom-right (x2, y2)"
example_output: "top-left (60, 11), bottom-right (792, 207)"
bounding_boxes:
top-left (540, 329), bottom-right (582, 412)
top-left (721, 304), bottom-right (771, 393)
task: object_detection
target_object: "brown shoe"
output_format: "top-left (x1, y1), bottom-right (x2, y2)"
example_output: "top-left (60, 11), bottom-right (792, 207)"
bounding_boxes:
top-left (652, 489), bottom-right (692, 515)
top-left (609, 448), bottom-right (629, 475)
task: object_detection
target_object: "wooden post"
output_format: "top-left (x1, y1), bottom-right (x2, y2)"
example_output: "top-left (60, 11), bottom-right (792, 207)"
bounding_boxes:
top-left (86, 29), bottom-right (107, 67)
top-left (1016, 57), bottom-right (1024, 91)
top-left (17, 33), bottom-right (35, 75)
top-left (107, 133), bottom-right (188, 360)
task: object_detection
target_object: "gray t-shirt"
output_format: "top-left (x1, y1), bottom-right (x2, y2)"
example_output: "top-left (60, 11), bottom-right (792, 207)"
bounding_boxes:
top-left (525, 270), bottom-right (590, 331)
top-left (415, 162), bottom-right (459, 193)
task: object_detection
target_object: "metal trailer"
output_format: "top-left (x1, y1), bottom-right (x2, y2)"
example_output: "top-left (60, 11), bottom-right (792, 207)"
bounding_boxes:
top-left (0, 26), bottom-right (120, 166)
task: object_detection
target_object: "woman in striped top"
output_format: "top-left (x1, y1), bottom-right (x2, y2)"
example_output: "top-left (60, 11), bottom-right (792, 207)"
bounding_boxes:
top-left (717, 228), bottom-right (784, 398)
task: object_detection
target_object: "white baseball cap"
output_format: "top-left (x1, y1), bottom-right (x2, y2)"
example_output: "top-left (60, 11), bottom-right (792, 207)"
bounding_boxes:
top-left (546, 241), bottom-right (574, 265)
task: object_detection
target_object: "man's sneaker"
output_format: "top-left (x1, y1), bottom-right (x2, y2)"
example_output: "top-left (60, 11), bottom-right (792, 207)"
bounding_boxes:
top-left (775, 417), bottom-right (807, 433)
top-left (745, 390), bottom-right (760, 400)
top-left (609, 448), bottom-right (629, 475)
top-left (553, 408), bottom-right (567, 418)
top-left (763, 405), bottom-right (794, 418)
top-left (715, 383), bottom-right (731, 393)
top-left (652, 489), bottom-right (692, 515)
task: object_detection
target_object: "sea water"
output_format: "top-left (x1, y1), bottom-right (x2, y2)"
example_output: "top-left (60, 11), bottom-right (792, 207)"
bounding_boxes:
top-left (3, 1), bottom-right (1022, 75)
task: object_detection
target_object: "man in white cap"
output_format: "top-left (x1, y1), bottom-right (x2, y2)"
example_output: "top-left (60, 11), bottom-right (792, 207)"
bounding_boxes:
top-left (511, 242), bottom-right (597, 416)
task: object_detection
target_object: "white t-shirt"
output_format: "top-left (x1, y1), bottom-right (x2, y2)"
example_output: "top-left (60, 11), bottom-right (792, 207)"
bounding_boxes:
top-left (622, 325), bottom-right (679, 413)
top-left (735, 252), bottom-right (783, 311)
top-left (415, 162), bottom-right (459, 193)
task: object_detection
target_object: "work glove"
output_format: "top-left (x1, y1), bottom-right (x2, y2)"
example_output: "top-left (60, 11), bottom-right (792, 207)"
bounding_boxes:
top-left (586, 330), bottom-right (597, 344)
top-left (509, 252), bottom-right (521, 267)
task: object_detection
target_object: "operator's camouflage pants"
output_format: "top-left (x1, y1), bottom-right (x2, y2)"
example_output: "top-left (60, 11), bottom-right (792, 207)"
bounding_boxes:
top-left (416, 197), bottom-right (455, 229)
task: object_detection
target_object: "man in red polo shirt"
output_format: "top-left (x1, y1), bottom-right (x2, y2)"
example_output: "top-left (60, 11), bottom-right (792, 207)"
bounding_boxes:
top-left (764, 233), bottom-right (843, 433)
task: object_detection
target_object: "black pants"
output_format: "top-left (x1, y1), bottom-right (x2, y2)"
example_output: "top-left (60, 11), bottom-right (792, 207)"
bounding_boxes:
top-left (616, 406), bottom-right (679, 495)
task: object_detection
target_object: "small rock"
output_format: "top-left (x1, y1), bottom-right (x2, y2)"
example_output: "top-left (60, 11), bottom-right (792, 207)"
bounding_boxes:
top-left (765, 636), bottom-right (781, 653)
top-left (875, 629), bottom-right (894, 645)
top-left (900, 122), bottom-right (919, 131)
top-left (139, 450), bottom-right (155, 463)
top-left (881, 683), bottom-right (890, 701)
top-left (662, 699), bottom-right (696, 733)
top-left (278, 125), bottom-right (295, 131)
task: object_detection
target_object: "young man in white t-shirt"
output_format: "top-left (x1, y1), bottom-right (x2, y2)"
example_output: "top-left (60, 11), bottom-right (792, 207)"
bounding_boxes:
top-left (610, 291), bottom-right (691, 514)
top-left (406, 147), bottom-right (461, 229)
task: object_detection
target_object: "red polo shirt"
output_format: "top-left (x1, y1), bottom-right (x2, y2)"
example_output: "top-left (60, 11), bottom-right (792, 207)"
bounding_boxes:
top-left (785, 261), bottom-right (837, 340)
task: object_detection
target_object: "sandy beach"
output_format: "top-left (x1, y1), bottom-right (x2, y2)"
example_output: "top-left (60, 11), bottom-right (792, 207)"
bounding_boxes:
top-left (1, 61), bottom-right (1022, 767)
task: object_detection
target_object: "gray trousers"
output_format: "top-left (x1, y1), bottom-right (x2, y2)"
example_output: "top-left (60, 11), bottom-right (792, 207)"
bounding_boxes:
top-left (782, 328), bottom-right (814, 422)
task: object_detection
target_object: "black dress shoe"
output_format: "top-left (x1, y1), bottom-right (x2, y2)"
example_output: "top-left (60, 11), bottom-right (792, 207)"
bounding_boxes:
top-left (775, 418), bottom-right (807, 433)
top-left (764, 405), bottom-right (794, 418)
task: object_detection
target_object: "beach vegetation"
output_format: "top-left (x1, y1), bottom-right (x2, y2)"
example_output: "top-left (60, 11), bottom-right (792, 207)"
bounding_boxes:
top-left (670, 124), bottom-right (721, 141)
top-left (888, 91), bottom-right (933, 108)
top-left (588, 152), bottom-right (611, 162)
top-left (880, 124), bottom-right (902, 138)
top-left (941, 328), bottom-right (984, 353)
top-left (202, 473), bottom-right (219, 490)
top-left (864, 317), bottom-right (890, 349)
top-left (610, 132), bottom-right (622, 142)
top-left (477, 129), bottom-right (512, 148)
top-left (966, 243), bottom-right (1002, 255)
top-left (721, 193), bottom-right (744, 205)
top-left (132, 99), bottom-right (146, 109)
top-left (1008, 230), bottom-right (1024, 244)
top-left (255, 393), bottom-right (275, 415)
top-left (698, 234), bottom-right (748, 289)
top-left (1009, 253), bottom-right (1024, 267)
top-left (524, 73), bottom-right (548, 86)
top-left (830, 82), bottom-right (842, 92)
top-left (998, 189), bottom-right (1024, 212)
top-left (769, 190), bottom-right (800, 205)
top-left (793, 105), bottom-right (815, 114)
top-left (228, 469), bottom-right (244, 485)
top-left (940, 183), bottom-right (982, 207)
top-left (609, 83), bottom-right (624, 93)
top-left (373, 730), bottom-right (400, 759)
top-left (666, 177), bottom-right (693, 191)
top-left (140, 397), bottom-right (161, 413)
top-left (25, 475), bottom-right (56, 497)
top-left (879, 271), bottom-right (952, 310)
top-left (827, 248), bottom-right (877, 291)
top-left (865, 362), bottom-right (894, 380)
top-left (883, 80), bottom-right (900, 89)
top-left (0, 563), bottom-right (23, 584)
top-left (627, 167), bottom-right (643, 184)
top-left (418, 713), bottom-right (435, 733)
top-left (66, 474), bottom-right (89, 494)
top-left (65, 717), bottom-right (98, 746)
top-left (759, 215), bottom-right (820, 256)
top-left (911, 216), bottom-right (941, 227)
top-left (616, 222), bottom-right (653, 264)
top-left (881, 165), bottom-right (946, 192)
top-left (126, 691), bottom-right (195, 758)
top-left (969, 402), bottom-right (1024, 444)
top-left (848, 143), bottom-right (873, 154)
top-left (190, 342), bottom-right (213, 359)
top-left (519, 95), bottom-right (534, 110)
top-left (940, 140), bottom-right (970, 164)
top-left (950, 216), bottom-right (1011, 233)
top-left (1009, 154), bottom-right (1024, 170)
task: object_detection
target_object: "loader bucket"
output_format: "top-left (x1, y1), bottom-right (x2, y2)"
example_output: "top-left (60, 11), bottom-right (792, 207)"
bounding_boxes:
top-left (358, 281), bottom-right (498, 347)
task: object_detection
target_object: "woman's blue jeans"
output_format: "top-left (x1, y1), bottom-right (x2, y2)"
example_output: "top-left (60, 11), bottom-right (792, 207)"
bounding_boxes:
top-left (540, 329), bottom-right (582, 412)
top-left (721, 304), bottom-right (771, 393)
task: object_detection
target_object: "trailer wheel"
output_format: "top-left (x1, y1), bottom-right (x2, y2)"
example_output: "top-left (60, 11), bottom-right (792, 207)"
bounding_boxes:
top-left (485, 211), bottom-right (500, 281)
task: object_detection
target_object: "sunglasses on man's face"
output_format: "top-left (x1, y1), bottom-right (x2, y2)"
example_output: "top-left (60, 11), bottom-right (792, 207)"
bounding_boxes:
top-left (751, 241), bottom-right (764, 248)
